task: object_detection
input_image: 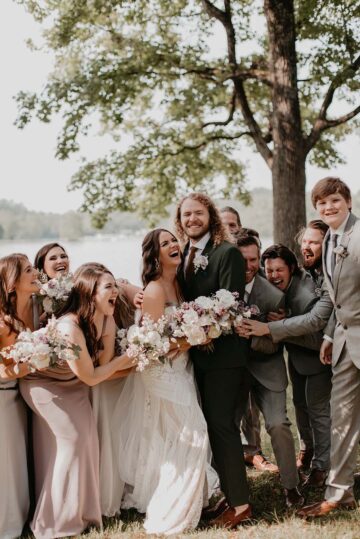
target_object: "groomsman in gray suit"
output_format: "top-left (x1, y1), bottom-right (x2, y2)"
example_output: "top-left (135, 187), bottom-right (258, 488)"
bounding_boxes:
top-left (235, 235), bottom-right (303, 507)
top-left (242, 244), bottom-right (332, 489)
top-left (299, 177), bottom-right (360, 518)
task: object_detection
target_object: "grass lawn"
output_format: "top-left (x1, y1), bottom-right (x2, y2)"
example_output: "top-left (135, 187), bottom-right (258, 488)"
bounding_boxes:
top-left (22, 388), bottom-right (360, 538)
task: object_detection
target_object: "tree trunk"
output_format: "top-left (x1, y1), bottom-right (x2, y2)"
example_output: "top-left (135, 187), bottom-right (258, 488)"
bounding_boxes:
top-left (265, 0), bottom-right (306, 253)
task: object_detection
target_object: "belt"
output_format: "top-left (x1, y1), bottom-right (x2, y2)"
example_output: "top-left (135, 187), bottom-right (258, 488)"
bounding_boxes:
top-left (0, 386), bottom-right (17, 391)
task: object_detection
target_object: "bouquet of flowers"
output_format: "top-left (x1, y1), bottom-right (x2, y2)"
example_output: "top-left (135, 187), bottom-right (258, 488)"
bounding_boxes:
top-left (116, 314), bottom-right (172, 372)
top-left (168, 289), bottom-right (260, 346)
top-left (36, 272), bottom-right (74, 314)
top-left (0, 316), bottom-right (81, 374)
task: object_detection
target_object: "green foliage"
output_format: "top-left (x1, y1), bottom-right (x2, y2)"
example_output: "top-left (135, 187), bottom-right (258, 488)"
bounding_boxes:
top-left (15, 0), bottom-right (360, 226)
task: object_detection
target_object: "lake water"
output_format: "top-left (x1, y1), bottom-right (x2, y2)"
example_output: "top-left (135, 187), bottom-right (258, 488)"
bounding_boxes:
top-left (0, 234), bottom-right (273, 286)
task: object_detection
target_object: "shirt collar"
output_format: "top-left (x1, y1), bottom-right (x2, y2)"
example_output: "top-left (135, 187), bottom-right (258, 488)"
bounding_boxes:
top-left (245, 277), bottom-right (255, 295)
top-left (190, 231), bottom-right (211, 251)
top-left (330, 212), bottom-right (350, 237)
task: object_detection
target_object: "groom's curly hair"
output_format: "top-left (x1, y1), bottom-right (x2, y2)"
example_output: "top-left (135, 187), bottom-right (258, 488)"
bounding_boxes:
top-left (174, 193), bottom-right (231, 246)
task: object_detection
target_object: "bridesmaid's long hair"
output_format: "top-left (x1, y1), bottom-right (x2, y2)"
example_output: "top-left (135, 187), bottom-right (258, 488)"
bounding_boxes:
top-left (141, 228), bottom-right (178, 287)
top-left (34, 242), bottom-right (68, 275)
top-left (59, 263), bottom-right (114, 357)
top-left (0, 253), bottom-right (29, 335)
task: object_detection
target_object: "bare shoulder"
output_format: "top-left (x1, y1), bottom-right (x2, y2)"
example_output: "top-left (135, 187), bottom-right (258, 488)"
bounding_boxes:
top-left (143, 280), bottom-right (166, 301)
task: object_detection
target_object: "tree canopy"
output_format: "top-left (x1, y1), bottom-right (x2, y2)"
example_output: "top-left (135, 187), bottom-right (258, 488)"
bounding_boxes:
top-left (16, 0), bottom-right (359, 243)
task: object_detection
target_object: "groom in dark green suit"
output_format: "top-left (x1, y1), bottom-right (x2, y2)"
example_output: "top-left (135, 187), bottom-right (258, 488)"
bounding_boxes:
top-left (175, 193), bottom-right (251, 528)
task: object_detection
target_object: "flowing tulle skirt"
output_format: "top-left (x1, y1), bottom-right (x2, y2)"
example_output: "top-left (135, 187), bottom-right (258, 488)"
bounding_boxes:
top-left (112, 354), bottom-right (216, 535)
top-left (20, 377), bottom-right (102, 539)
top-left (0, 384), bottom-right (29, 539)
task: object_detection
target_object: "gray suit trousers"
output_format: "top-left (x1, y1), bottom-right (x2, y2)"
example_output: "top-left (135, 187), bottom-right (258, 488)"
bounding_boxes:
top-left (289, 362), bottom-right (332, 470)
top-left (248, 376), bottom-right (298, 489)
top-left (326, 345), bottom-right (360, 503)
top-left (240, 393), bottom-right (262, 455)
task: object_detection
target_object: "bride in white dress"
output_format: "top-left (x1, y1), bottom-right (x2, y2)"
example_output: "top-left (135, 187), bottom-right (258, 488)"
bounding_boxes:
top-left (112, 229), bottom-right (216, 535)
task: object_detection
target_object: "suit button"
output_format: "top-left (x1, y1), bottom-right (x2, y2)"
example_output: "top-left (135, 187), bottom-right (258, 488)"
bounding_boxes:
top-left (343, 324), bottom-right (347, 329)
top-left (336, 304), bottom-right (341, 309)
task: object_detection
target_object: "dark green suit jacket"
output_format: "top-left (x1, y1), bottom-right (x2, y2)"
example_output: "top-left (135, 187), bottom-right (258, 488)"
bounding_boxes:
top-left (177, 239), bottom-right (248, 371)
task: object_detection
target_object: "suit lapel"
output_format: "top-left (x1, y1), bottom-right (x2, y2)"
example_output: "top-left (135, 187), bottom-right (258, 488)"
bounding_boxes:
top-left (322, 229), bottom-right (334, 302)
top-left (332, 213), bottom-right (356, 297)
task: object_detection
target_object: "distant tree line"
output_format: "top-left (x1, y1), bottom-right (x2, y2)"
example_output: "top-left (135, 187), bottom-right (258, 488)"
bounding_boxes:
top-left (1, 188), bottom-right (359, 241)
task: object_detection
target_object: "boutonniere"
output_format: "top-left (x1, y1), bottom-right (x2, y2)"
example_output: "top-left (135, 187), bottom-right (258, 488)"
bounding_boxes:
top-left (333, 245), bottom-right (349, 259)
top-left (193, 253), bottom-right (208, 273)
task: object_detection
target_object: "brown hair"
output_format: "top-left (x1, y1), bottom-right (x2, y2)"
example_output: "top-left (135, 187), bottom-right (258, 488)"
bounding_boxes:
top-left (141, 228), bottom-right (178, 287)
top-left (0, 253), bottom-right (29, 335)
top-left (59, 262), bottom-right (114, 357)
top-left (261, 244), bottom-right (301, 276)
top-left (220, 206), bottom-right (242, 227)
top-left (174, 192), bottom-right (231, 246)
top-left (296, 219), bottom-right (329, 245)
top-left (236, 233), bottom-right (261, 255)
top-left (34, 242), bottom-right (68, 275)
top-left (311, 177), bottom-right (352, 209)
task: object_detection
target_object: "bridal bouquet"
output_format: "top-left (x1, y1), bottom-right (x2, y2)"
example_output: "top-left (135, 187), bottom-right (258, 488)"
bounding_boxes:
top-left (168, 289), bottom-right (260, 346)
top-left (36, 272), bottom-right (74, 314)
top-left (116, 314), bottom-right (172, 372)
top-left (0, 316), bottom-right (81, 373)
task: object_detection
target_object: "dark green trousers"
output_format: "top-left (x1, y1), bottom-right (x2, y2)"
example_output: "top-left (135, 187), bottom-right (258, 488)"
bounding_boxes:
top-left (195, 366), bottom-right (250, 506)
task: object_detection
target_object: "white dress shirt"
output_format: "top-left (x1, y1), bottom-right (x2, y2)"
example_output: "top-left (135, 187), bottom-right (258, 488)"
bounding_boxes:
top-left (244, 277), bottom-right (255, 303)
top-left (325, 213), bottom-right (350, 279)
top-left (184, 231), bottom-right (211, 269)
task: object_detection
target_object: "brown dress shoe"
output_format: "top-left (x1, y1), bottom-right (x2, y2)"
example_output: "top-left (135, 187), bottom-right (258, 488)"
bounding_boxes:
top-left (297, 499), bottom-right (356, 518)
top-left (202, 497), bottom-right (228, 520)
top-left (296, 449), bottom-right (313, 470)
top-left (302, 468), bottom-right (328, 488)
top-left (284, 487), bottom-right (305, 508)
top-left (244, 453), bottom-right (279, 472)
top-left (210, 505), bottom-right (252, 529)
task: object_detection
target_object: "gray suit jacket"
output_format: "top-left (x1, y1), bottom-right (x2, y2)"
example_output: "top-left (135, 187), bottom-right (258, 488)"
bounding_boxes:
top-left (323, 213), bottom-right (360, 367)
top-left (284, 270), bottom-right (329, 375)
top-left (268, 272), bottom-right (333, 344)
top-left (247, 274), bottom-right (288, 392)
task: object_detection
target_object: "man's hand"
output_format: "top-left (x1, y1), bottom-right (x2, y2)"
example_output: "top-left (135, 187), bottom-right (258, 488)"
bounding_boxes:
top-left (267, 308), bottom-right (286, 322)
top-left (234, 323), bottom-right (250, 339)
top-left (320, 339), bottom-right (333, 365)
top-left (241, 319), bottom-right (270, 337)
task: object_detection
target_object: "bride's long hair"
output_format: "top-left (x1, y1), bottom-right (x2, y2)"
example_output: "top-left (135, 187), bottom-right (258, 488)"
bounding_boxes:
top-left (58, 263), bottom-right (113, 357)
top-left (0, 253), bottom-right (29, 336)
top-left (141, 228), bottom-right (179, 287)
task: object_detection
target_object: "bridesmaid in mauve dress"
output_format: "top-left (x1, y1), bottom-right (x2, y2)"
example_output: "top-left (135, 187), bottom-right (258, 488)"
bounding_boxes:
top-left (19, 262), bottom-right (134, 539)
top-left (0, 253), bottom-right (40, 539)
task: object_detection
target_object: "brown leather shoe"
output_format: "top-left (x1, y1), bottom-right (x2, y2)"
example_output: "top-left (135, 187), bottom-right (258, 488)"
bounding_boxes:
top-left (296, 449), bottom-right (313, 470)
top-left (244, 453), bottom-right (279, 472)
top-left (202, 497), bottom-right (228, 520)
top-left (297, 500), bottom-right (356, 518)
top-left (210, 505), bottom-right (252, 529)
top-left (302, 468), bottom-right (328, 488)
top-left (284, 487), bottom-right (305, 508)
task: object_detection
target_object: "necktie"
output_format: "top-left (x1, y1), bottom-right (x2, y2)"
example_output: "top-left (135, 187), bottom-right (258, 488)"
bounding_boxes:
top-left (330, 234), bottom-right (338, 279)
top-left (185, 246), bottom-right (197, 281)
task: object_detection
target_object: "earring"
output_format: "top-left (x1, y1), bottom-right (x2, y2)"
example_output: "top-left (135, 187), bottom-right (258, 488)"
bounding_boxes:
top-left (155, 260), bottom-right (160, 270)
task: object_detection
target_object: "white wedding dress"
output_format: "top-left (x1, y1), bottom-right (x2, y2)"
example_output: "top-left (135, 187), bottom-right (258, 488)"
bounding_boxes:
top-left (112, 307), bottom-right (217, 535)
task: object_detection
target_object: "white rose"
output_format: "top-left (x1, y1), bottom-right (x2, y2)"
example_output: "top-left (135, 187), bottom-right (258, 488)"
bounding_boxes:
top-left (215, 289), bottom-right (236, 309)
top-left (184, 326), bottom-right (207, 346)
top-left (182, 310), bottom-right (199, 325)
top-left (30, 355), bottom-right (50, 370)
top-left (195, 296), bottom-right (214, 310)
top-left (145, 331), bottom-right (162, 348)
top-left (127, 325), bottom-right (142, 342)
top-left (208, 325), bottom-right (222, 339)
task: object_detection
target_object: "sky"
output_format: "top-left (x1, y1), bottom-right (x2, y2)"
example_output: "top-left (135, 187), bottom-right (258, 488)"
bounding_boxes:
top-left (1, 0), bottom-right (358, 214)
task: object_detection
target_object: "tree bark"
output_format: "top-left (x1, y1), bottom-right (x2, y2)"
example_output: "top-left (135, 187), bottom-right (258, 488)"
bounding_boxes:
top-left (265, 0), bottom-right (306, 252)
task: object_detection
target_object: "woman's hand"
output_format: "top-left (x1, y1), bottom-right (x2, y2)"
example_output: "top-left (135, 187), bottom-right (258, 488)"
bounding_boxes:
top-left (240, 319), bottom-right (270, 337)
top-left (133, 290), bottom-right (144, 310)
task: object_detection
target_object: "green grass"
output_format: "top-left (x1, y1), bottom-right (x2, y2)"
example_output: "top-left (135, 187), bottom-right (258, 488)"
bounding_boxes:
top-left (22, 388), bottom-right (360, 538)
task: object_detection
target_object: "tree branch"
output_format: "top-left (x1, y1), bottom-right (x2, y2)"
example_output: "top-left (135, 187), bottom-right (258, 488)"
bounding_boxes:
top-left (305, 54), bottom-right (360, 152)
top-left (319, 55), bottom-right (360, 120)
top-left (163, 131), bottom-right (252, 156)
top-left (201, 0), bottom-right (273, 167)
top-left (202, 89), bottom-right (236, 128)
